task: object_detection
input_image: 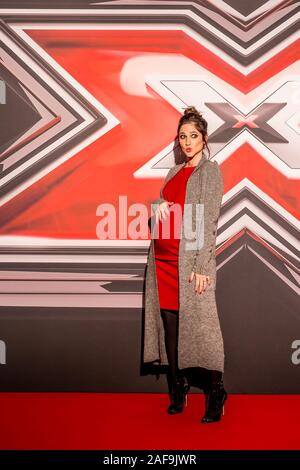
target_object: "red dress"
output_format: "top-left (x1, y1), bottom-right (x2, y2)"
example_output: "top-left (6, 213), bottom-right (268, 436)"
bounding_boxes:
top-left (154, 166), bottom-right (195, 311)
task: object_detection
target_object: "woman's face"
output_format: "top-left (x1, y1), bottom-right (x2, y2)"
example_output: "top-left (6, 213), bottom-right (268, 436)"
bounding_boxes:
top-left (178, 122), bottom-right (205, 159)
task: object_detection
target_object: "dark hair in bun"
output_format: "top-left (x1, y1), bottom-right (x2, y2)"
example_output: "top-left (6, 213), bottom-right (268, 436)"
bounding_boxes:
top-left (177, 106), bottom-right (210, 159)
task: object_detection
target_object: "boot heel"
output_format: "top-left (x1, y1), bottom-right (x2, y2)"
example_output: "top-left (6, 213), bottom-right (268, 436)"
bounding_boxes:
top-left (201, 382), bottom-right (227, 424)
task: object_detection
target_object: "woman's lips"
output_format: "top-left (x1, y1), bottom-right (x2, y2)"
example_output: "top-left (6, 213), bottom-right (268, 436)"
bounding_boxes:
top-left (186, 148), bottom-right (192, 152)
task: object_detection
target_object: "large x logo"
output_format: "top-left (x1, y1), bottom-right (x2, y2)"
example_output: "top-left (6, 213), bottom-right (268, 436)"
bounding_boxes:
top-left (207, 102), bottom-right (288, 143)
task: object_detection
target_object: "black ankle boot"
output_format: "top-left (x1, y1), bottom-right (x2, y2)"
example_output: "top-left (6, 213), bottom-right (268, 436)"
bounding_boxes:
top-left (167, 374), bottom-right (189, 415)
top-left (201, 380), bottom-right (227, 423)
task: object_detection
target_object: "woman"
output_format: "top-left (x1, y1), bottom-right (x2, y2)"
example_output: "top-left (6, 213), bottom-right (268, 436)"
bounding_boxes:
top-left (143, 106), bottom-right (227, 423)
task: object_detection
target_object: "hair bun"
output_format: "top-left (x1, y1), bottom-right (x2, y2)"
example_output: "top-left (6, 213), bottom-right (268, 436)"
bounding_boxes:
top-left (183, 106), bottom-right (203, 118)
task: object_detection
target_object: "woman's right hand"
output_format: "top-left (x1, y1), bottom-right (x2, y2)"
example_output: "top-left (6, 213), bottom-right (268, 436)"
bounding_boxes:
top-left (155, 201), bottom-right (174, 224)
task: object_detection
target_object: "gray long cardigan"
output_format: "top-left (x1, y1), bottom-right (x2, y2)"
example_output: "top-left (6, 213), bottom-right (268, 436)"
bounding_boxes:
top-left (143, 155), bottom-right (225, 373)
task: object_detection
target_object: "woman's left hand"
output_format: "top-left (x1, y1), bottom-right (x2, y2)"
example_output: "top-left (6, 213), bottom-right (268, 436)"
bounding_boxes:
top-left (189, 271), bottom-right (211, 294)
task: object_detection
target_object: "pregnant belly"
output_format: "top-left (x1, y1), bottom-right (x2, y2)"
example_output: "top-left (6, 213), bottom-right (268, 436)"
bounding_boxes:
top-left (153, 212), bottom-right (181, 260)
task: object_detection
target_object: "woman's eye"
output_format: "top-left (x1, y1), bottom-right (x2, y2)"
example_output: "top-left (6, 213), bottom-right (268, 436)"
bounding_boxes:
top-left (179, 134), bottom-right (198, 138)
top-left (179, 134), bottom-right (198, 139)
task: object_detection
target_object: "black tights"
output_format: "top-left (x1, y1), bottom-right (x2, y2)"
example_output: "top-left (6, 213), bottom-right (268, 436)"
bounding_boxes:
top-left (160, 308), bottom-right (223, 386)
top-left (160, 308), bottom-right (179, 380)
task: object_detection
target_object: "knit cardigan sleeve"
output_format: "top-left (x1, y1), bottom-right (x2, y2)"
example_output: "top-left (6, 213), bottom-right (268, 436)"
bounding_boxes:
top-left (151, 168), bottom-right (173, 208)
top-left (148, 168), bottom-right (173, 232)
top-left (192, 160), bottom-right (224, 275)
